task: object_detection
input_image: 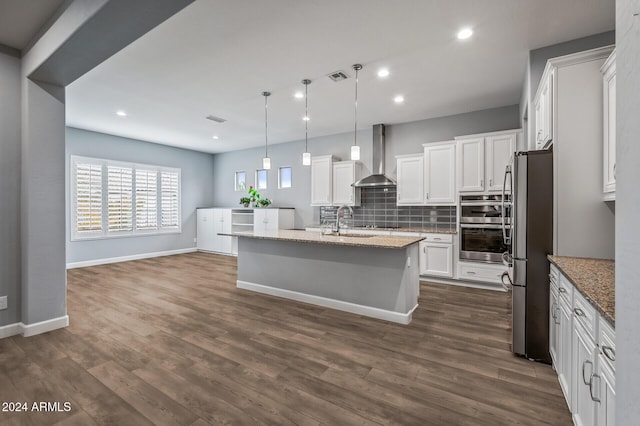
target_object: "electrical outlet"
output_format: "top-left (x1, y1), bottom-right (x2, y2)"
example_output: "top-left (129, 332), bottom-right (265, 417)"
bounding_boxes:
top-left (0, 296), bottom-right (7, 310)
top-left (193, 237), bottom-right (197, 243)
top-left (407, 256), bottom-right (411, 268)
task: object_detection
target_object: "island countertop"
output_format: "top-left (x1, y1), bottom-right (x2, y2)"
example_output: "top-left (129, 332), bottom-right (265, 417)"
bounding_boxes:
top-left (548, 255), bottom-right (615, 325)
top-left (305, 225), bottom-right (457, 234)
top-left (231, 229), bottom-right (424, 249)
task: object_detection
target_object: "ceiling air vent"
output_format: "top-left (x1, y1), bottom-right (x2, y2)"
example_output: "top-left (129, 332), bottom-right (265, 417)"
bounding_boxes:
top-left (327, 70), bottom-right (349, 82)
top-left (205, 115), bottom-right (227, 123)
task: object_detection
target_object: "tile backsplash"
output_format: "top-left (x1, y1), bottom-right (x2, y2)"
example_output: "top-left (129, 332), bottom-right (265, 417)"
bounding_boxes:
top-left (319, 187), bottom-right (456, 231)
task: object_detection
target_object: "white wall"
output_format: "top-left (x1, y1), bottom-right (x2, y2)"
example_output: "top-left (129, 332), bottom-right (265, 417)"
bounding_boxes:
top-left (65, 127), bottom-right (215, 265)
top-left (0, 51), bottom-right (22, 327)
top-left (211, 105), bottom-right (520, 227)
top-left (615, 0), bottom-right (640, 422)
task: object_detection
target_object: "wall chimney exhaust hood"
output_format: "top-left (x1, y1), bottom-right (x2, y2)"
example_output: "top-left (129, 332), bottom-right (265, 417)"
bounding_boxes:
top-left (352, 124), bottom-right (397, 187)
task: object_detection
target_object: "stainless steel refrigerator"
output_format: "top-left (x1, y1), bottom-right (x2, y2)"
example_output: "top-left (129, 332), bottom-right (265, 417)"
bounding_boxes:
top-left (503, 149), bottom-right (553, 363)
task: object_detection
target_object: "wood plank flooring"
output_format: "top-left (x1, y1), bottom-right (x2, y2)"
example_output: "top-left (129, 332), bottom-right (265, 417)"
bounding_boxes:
top-left (0, 252), bottom-right (572, 425)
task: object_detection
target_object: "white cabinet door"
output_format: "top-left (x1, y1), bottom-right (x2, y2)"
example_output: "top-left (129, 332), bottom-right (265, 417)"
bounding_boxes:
top-left (457, 138), bottom-right (485, 192)
top-left (196, 209), bottom-right (215, 251)
top-left (419, 241), bottom-right (453, 277)
top-left (332, 161), bottom-right (359, 206)
top-left (596, 354), bottom-right (616, 426)
top-left (558, 298), bottom-right (573, 406)
top-left (535, 72), bottom-right (553, 149)
top-left (572, 322), bottom-right (597, 426)
top-left (311, 155), bottom-right (333, 206)
top-left (396, 155), bottom-right (425, 205)
top-left (550, 287), bottom-right (560, 367)
top-left (213, 208), bottom-right (232, 254)
top-left (602, 52), bottom-right (616, 196)
top-left (485, 134), bottom-right (514, 192)
top-left (424, 142), bottom-right (455, 204)
top-left (253, 209), bottom-right (270, 232)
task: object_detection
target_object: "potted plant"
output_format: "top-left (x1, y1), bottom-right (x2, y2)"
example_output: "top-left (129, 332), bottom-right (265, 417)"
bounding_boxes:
top-left (239, 196), bottom-right (251, 207)
top-left (258, 198), bottom-right (272, 208)
top-left (248, 186), bottom-right (261, 207)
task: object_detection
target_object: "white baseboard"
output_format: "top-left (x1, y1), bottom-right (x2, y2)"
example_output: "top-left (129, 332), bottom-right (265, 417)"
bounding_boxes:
top-left (420, 276), bottom-right (507, 292)
top-left (66, 248), bottom-right (197, 269)
top-left (0, 315), bottom-right (69, 339)
top-left (0, 322), bottom-right (22, 339)
top-left (237, 280), bottom-right (417, 325)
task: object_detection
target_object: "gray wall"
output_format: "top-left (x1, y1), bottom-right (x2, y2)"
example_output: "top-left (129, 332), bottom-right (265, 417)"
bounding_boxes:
top-left (522, 31), bottom-right (615, 149)
top-left (0, 51), bottom-right (22, 327)
top-left (616, 0), bottom-right (640, 421)
top-left (212, 105), bottom-right (520, 228)
top-left (66, 127), bottom-right (215, 265)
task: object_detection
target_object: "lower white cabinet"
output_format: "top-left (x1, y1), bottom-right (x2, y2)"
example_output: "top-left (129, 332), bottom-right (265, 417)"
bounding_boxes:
top-left (550, 263), bottom-right (616, 426)
top-left (253, 209), bottom-right (294, 232)
top-left (196, 208), bottom-right (232, 254)
top-left (457, 261), bottom-right (509, 286)
top-left (419, 240), bottom-right (453, 278)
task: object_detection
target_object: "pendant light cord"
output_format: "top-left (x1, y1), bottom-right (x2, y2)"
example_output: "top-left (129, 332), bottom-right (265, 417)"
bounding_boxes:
top-left (305, 82), bottom-right (309, 151)
top-left (262, 91), bottom-right (270, 157)
top-left (354, 67), bottom-right (358, 147)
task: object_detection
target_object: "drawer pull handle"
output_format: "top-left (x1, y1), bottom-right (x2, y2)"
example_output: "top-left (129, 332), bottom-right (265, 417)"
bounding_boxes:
top-left (551, 302), bottom-right (558, 320)
top-left (582, 359), bottom-right (593, 385)
top-left (559, 287), bottom-right (567, 293)
top-left (574, 308), bottom-right (585, 317)
top-left (434, 237), bottom-right (441, 241)
top-left (466, 271), bottom-right (476, 275)
top-left (602, 345), bottom-right (616, 362)
top-left (589, 374), bottom-right (601, 403)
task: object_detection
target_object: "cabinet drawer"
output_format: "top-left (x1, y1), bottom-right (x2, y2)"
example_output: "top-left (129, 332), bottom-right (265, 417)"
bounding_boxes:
top-left (422, 233), bottom-right (453, 243)
top-left (573, 289), bottom-right (597, 341)
top-left (599, 316), bottom-right (616, 373)
top-left (558, 274), bottom-right (573, 305)
top-left (390, 231), bottom-right (422, 237)
top-left (458, 262), bottom-right (507, 284)
top-left (550, 264), bottom-right (559, 287)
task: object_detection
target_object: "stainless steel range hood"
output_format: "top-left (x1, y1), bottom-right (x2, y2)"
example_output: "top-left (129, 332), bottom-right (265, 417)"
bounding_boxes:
top-left (352, 124), bottom-right (397, 187)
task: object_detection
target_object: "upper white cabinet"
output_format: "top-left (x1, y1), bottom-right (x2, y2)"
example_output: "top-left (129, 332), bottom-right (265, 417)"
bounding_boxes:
top-left (456, 130), bottom-right (517, 193)
top-left (333, 161), bottom-right (361, 206)
top-left (457, 138), bottom-right (485, 192)
top-left (602, 50), bottom-right (616, 199)
top-left (310, 155), bottom-right (335, 206)
top-left (423, 141), bottom-right (456, 204)
top-left (534, 68), bottom-right (554, 150)
top-left (396, 154), bottom-right (425, 205)
top-left (253, 209), bottom-right (295, 232)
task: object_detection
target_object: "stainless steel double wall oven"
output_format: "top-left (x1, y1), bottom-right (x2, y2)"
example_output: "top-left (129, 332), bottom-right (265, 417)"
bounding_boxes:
top-left (459, 194), bottom-right (510, 263)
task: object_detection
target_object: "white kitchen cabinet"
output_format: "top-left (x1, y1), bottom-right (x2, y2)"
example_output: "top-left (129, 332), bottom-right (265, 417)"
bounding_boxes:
top-left (534, 69), bottom-right (554, 150)
top-left (596, 353), bottom-right (616, 426)
top-left (423, 141), bottom-right (456, 204)
top-left (549, 268), bottom-right (560, 366)
top-left (253, 208), bottom-right (295, 232)
top-left (602, 50), bottom-right (616, 199)
top-left (457, 261), bottom-right (509, 287)
top-left (572, 319), bottom-right (597, 426)
top-left (457, 137), bottom-right (485, 192)
top-left (485, 134), bottom-right (515, 192)
top-left (197, 208), bottom-right (232, 254)
top-left (310, 155), bottom-right (336, 206)
top-left (456, 130), bottom-right (517, 193)
top-left (332, 161), bottom-right (361, 206)
top-left (419, 240), bottom-right (453, 278)
top-left (396, 154), bottom-right (425, 206)
top-left (557, 276), bottom-right (574, 407)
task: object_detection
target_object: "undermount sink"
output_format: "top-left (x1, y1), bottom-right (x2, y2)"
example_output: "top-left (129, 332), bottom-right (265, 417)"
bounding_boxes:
top-left (322, 232), bottom-right (374, 238)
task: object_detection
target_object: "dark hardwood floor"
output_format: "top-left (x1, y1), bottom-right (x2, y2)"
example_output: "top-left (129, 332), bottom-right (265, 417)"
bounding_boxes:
top-left (0, 252), bottom-right (571, 425)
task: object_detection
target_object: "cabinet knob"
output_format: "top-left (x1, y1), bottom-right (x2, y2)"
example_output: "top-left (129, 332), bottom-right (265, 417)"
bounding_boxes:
top-left (574, 307), bottom-right (585, 317)
top-left (489, 179), bottom-right (493, 187)
top-left (426, 193), bottom-right (429, 199)
top-left (559, 287), bottom-right (567, 293)
top-left (480, 179), bottom-right (484, 187)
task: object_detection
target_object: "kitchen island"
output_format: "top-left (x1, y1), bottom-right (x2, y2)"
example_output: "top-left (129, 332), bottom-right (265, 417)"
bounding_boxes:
top-left (234, 230), bottom-right (423, 324)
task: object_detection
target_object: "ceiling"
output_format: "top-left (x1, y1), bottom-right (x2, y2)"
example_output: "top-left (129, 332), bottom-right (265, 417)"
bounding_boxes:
top-left (0, 0), bottom-right (65, 51)
top-left (65, 0), bottom-right (614, 154)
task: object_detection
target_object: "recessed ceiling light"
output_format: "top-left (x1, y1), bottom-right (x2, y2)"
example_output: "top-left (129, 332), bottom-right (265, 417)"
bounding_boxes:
top-left (116, 110), bottom-right (127, 117)
top-left (457, 28), bottom-right (473, 40)
top-left (303, 116), bottom-right (310, 121)
top-left (212, 135), bottom-right (219, 140)
top-left (377, 68), bottom-right (390, 78)
top-left (394, 95), bottom-right (404, 104)
top-left (294, 92), bottom-right (304, 99)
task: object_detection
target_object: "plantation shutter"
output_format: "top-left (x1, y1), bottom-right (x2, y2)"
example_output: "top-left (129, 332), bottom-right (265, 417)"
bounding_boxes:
top-left (108, 165), bottom-right (133, 232)
top-left (135, 168), bottom-right (158, 230)
top-left (161, 170), bottom-right (180, 229)
top-left (75, 161), bottom-right (102, 234)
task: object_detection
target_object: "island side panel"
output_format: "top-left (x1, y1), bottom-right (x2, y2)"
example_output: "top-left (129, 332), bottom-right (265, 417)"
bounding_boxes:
top-left (236, 237), bottom-right (419, 318)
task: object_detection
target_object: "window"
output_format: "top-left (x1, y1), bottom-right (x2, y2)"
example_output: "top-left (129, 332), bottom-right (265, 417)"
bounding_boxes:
top-left (161, 170), bottom-right (180, 229)
top-left (278, 166), bottom-right (292, 189)
top-left (256, 169), bottom-right (267, 190)
top-left (71, 155), bottom-right (181, 240)
top-left (235, 171), bottom-right (246, 191)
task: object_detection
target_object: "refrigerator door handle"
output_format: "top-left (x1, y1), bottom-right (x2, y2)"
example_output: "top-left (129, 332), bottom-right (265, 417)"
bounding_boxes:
top-left (502, 166), bottom-right (512, 246)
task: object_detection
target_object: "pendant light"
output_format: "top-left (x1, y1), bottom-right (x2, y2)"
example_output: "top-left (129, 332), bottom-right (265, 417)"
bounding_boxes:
top-left (302, 79), bottom-right (312, 166)
top-left (262, 91), bottom-right (271, 170)
top-left (351, 64), bottom-right (362, 161)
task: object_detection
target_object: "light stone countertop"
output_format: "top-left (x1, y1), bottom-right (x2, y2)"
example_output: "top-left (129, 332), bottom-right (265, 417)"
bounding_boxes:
top-left (304, 225), bottom-right (457, 234)
top-left (230, 229), bottom-right (424, 249)
top-left (548, 255), bottom-right (615, 326)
